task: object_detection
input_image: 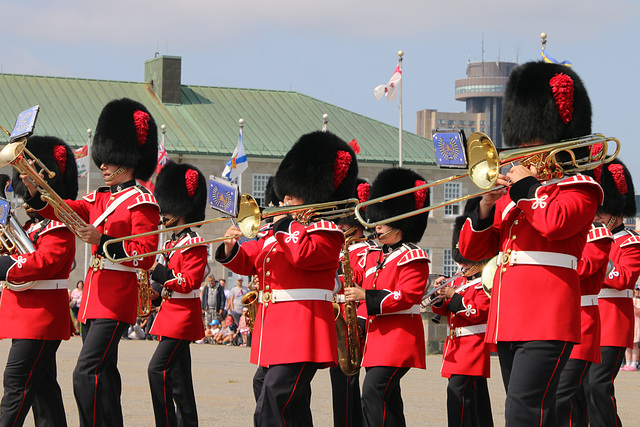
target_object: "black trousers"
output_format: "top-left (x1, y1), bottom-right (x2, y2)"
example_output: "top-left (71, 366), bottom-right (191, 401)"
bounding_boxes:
top-left (148, 337), bottom-right (197, 427)
top-left (585, 346), bottom-right (625, 427)
top-left (73, 318), bottom-right (128, 427)
top-left (555, 358), bottom-right (590, 427)
top-left (497, 340), bottom-right (573, 427)
top-left (253, 363), bottom-right (318, 427)
top-left (329, 366), bottom-right (362, 427)
top-left (447, 375), bottom-right (494, 427)
top-left (361, 366), bottom-right (409, 427)
top-left (0, 339), bottom-right (66, 427)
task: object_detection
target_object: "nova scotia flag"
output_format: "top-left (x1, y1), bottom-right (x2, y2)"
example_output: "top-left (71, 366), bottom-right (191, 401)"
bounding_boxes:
top-left (222, 131), bottom-right (248, 181)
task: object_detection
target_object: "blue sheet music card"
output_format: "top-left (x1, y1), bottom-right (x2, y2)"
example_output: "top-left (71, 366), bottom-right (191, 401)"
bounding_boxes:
top-left (10, 106), bottom-right (40, 143)
top-left (432, 129), bottom-right (467, 169)
top-left (208, 175), bottom-right (238, 217)
top-left (0, 198), bottom-right (10, 226)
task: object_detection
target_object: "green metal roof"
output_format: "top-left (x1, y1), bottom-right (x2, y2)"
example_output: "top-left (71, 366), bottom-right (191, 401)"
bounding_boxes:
top-left (0, 73), bottom-right (436, 165)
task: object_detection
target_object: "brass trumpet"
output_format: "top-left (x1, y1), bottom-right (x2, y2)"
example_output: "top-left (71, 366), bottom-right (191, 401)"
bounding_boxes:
top-left (102, 195), bottom-right (359, 263)
top-left (0, 139), bottom-right (88, 237)
top-left (354, 132), bottom-right (620, 228)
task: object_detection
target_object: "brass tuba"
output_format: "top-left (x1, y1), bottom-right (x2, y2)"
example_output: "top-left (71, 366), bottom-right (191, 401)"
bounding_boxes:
top-left (0, 175), bottom-right (36, 291)
top-left (334, 230), bottom-right (363, 376)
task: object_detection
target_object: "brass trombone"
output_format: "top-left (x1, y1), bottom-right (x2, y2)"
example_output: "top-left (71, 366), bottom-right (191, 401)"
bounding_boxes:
top-left (102, 195), bottom-right (359, 263)
top-left (354, 132), bottom-right (620, 228)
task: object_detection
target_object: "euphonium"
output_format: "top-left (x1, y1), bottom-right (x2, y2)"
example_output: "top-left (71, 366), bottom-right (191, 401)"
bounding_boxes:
top-left (136, 269), bottom-right (152, 318)
top-left (241, 290), bottom-right (258, 332)
top-left (334, 231), bottom-right (363, 376)
top-left (0, 139), bottom-right (88, 238)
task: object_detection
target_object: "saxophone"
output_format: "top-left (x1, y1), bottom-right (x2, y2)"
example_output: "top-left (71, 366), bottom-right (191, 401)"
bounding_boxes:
top-left (136, 269), bottom-right (152, 318)
top-left (241, 290), bottom-right (258, 332)
top-left (334, 231), bottom-right (363, 376)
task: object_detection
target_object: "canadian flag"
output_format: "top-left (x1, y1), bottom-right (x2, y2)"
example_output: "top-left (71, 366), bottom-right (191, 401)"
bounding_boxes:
top-left (373, 65), bottom-right (402, 101)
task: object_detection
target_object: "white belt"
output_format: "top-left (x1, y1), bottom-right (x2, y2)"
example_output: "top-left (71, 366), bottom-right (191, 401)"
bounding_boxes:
top-left (91, 256), bottom-right (137, 273)
top-left (258, 289), bottom-right (333, 304)
top-left (169, 290), bottom-right (200, 299)
top-left (581, 295), bottom-right (599, 307)
top-left (497, 251), bottom-right (577, 270)
top-left (447, 324), bottom-right (487, 338)
top-left (30, 279), bottom-right (68, 290)
top-left (380, 305), bottom-right (421, 316)
top-left (598, 289), bottom-right (633, 299)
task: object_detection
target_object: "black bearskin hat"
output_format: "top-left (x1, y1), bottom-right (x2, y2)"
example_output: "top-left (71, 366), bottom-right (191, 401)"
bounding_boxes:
top-left (589, 158), bottom-right (636, 218)
top-left (366, 168), bottom-right (429, 243)
top-left (92, 98), bottom-right (158, 181)
top-left (12, 136), bottom-right (78, 201)
top-left (154, 161), bottom-right (207, 224)
top-left (502, 61), bottom-right (592, 149)
top-left (451, 197), bottom-right (482, 264)
top-left (336, 178), bottom-right (370, 228)
top-left (264, 176), bottom-right (281, 207)
top-left (275, 131), bottom-right (358, 204)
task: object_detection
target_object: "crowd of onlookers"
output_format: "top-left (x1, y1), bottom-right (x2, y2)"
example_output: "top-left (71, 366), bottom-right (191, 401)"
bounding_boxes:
top-left (64, 274), bottom-right (254, 346)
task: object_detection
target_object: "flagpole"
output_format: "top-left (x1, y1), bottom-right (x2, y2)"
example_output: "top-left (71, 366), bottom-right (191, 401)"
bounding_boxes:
top-left (238, 118), bottom-right (244, 192)
top-left (322, 113), bottom-right (329, 132)
top-left (397, 50), bottom-right (404, 167)
top-left (84, 128), bottom-right (92, 274)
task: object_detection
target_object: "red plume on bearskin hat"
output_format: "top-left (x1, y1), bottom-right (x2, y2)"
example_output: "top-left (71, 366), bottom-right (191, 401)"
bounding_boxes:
top-left (154, 161), bottom-right (207, 224)
top-left (366, 168), bottom-right (429, 243)
top-left (275, 131), bottom-right (358, 205)
top-left (588, 158), bottom-right (636, 218)
top-left (502, 61), bottom-right (592, 149)
top-left (92, 98), bottom-right (158, 181)
top-left (12, 136), bottom-right (78, 201)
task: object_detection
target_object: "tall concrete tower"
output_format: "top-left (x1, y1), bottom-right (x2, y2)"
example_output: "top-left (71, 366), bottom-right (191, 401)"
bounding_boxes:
top-left (454, 61), bottom-right (517, 147)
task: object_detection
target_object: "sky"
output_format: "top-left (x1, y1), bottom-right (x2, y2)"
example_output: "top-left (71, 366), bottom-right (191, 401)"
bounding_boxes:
top-left (1, 0), bottom-right (639, 186)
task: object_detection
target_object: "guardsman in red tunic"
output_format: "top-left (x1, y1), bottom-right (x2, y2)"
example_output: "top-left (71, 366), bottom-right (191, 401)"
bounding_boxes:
top-left (24, 98), bottom-right (159, 427)
top-left (344, 167), bottom-right (429, 427)
top-left (584, 159), bottom-right (640, 427)
top-left (147, 161), bottom-right (208, 427)
top-left (217, 131), bottom-right (358, 426)
top-left (458, 62), bottom-right (603, 426)
top-left (0, 137), bottom-right (78, 427)
top-left (430, 198), bottom-right (494, 427)
top-left (555, 223), bottom-right (613, 426)
top-left (331, 178), bottom-right (371, 427)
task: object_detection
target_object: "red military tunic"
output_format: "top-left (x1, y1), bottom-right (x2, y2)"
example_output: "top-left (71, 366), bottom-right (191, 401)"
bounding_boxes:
top-left (570, 224), bottom-right (613, 363)
top-left (431, 276), bottom-right (491, 378)
top-left (150, 230), bottom-right (207, 341)
top-left (0, 220), bottom-right (75, 340)
top-left (598, 226), bottom-right (640, 348)
top-left (218, 218), bottom-right (343, 368)
top-left (34, 182), bottom-right (159, 325)
top-left (459, 175), bottom-right (602, 344)
top-left (351, 242), bottom-right (429, 369)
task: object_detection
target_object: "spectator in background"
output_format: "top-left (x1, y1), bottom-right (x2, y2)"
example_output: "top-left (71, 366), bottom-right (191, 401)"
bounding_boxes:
top-left (227, 278), bottom-right (247, 324)
top-left (201, 274), bottom-right (226, 328)
top-left (70, 280), bottom-right (84, 336)
top-left (214, 315), bottom-right (239, 345)
top-left (238, 307), bottom-right (250, 347)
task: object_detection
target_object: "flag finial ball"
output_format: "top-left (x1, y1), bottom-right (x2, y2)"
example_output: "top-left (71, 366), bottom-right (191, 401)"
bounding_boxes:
top-left (323, 113), bottom-right (329, 120)
top-left (161, 124), bottom-right (166, 131)
top-left (239, 118), bottom-right (245, 126)
top-left (540, 32), bottom-right (547, 40)
top-left (398, 50), bottom-right (404, 57)
top-left (87, 129), bottom-right (92, 135)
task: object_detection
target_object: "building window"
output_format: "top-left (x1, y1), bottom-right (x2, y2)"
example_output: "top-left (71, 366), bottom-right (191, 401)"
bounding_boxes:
top-left (252, 174), bottom-right (272, 207)
top-left (459, 120), bottom-right (466, 125)
top-left (480, 120), bottom-right (485, 125)
top-left (443, 249), bottom-right (457, 277)
top-left (443, 182), bottom-right (462, 217)
top-left (481, 127), bottom-right (485, 132)
top-left (448, 120), bottom-right (455, 125)
top-left (469, 120), bottom-right (476, 126)
top-left (470, 128), bottom-right (475, 133)
top-left (437, 119), bottom-right (447, 125)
